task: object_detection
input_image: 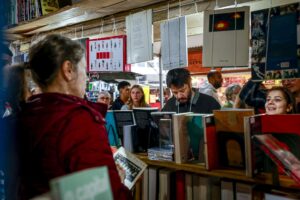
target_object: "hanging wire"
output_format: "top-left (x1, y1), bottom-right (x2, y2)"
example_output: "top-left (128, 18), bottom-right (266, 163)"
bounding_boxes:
top-left (194, 1), bottom-right (198, 13)
top-left (100, 19), bottom-right (104, 35)
top-left (74, 27), bottom-right (77, 39)
top-left (233, 0), bottom-right (238, 68)
top-left (265, 0), bottom-right (273, 77)
top-left (215, 0), bottom-right (219, 9)
top-left (112, 17), bottom-right (117, 34)
top-left (178, 0), bottom-right (182, 17)
top-left (167, 2), bottom-right (170, 19)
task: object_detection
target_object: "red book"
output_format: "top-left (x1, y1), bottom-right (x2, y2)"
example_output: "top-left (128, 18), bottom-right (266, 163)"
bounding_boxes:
top-left (176, 171), bottom-right (185, 200)
top-left (253, 134), bottom-right (300, 185)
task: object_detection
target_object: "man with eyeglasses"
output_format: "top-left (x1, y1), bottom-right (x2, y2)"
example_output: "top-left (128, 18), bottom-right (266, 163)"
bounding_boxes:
top-left (162, 68), bottom-right (221, 113)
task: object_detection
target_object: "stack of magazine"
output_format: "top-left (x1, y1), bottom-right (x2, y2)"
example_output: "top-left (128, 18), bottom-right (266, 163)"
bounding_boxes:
top-left (147, 146), bottom-right (174, 161)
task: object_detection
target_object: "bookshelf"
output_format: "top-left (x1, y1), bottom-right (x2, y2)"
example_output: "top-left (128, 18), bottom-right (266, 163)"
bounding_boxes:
top-left (6, 0), bottom-right (164, 37)
top-left (136, 154), bottom-right (299, 189)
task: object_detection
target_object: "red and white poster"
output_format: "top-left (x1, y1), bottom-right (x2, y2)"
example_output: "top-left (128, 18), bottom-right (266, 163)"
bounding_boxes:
top-left (87, 35), bottom-right (130, 72)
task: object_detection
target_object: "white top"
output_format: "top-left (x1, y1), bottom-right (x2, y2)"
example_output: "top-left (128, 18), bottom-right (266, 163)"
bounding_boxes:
top-left (199, 80), bottom-right (221, 105)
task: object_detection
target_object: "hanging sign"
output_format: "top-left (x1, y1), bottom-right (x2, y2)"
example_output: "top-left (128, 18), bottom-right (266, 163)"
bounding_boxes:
top-left (251, 3), bottom-right (300, 81)
top-left (161, 16), bottom-right (188, 70)
top-left (87, 35), bottom-right (129, 72)
top-left (203, 6), bottom-right (250, 67)
top-left (126, 9), bottom-right (153, 64)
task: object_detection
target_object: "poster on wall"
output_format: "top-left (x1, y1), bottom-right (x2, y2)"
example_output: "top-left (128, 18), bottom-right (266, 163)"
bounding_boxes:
top-left (87, 35), bottom-right (129, 72)
top-left (126, 9), bottom-right (153, 64)
top-left (251, 3), bottom-right (300, 81)
top-left (203, 6), bottom-right (250, 67)
top-left (160, 16), bottom-right (188, 70)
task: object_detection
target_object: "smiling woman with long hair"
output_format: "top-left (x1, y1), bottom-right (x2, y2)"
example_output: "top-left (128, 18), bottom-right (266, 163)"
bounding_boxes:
top-left (265, 86), bottom-right (297, 115)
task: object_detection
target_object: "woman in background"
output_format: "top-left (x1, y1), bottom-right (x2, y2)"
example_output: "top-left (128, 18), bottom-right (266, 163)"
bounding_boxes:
top-left (121, 84), bottom-right (149, 110)
top-left (265, 86), bottom-right (296, 115)
top-left (18, 34), bottom-right (131, 199)
top-left (97, 90), bottom-right (112, 109)
top-left (223, 84), bottom-right (241, 108)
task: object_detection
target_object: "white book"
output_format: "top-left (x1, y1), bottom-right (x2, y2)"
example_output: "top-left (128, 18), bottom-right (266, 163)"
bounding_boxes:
top-left (203, 6), bottom-right (250, 67)
top-left (126, 9), bottom-right (153, 64)
top-left (172, 113), bottom-right (190, 164)
top-left (159, 169), bottom-right (171, 200)
top-left (185, 173), bottom-right (193, 200)
top-left (161, 16), bottom-right (188, 70)
top-left (148, 167), bottom-right (158, 200)
top-left (265, 193), bottom-right (298, 200)
top-left (142, 168), bottom-right (149, 200)
top-left (236, 183), bottom-right (252, 200)
top-left (113, 147), bottom-right (147, 189)
top-left (221, 180), bottom-right (234, 200)
top-left (30, 193), bottom-right (51, 200)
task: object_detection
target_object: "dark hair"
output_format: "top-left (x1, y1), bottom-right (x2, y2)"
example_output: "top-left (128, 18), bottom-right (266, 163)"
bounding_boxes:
top-left (29, 34), bottom-right (84, 89)
top-left (266, 86), bottom-right (297, 114)
top-left (207, 70), bottom-right (221, 80)
top-left (166, 68), bottom-right (191, 88)
top-left (117, 81), bottom-right (130, 91)
top-left (3, 64), bottom-right (28, 113)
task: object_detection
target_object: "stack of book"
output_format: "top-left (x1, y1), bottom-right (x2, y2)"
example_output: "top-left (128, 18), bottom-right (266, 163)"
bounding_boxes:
top-left (148, 146), bottom-right (174, 161)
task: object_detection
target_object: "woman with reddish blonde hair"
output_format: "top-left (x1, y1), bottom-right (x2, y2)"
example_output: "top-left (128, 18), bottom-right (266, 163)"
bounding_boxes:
top-left (121, 85), bottom-right (149, 110)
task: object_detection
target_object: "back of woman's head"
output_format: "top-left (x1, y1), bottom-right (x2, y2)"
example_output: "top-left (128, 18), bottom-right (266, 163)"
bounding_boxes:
top-left (29, 34), bottom-right (84, 89)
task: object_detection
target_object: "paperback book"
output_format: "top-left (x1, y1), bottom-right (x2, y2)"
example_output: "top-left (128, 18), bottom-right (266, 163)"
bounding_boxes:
top-left (113, 147), bottom-right (147, 189)
top-left (50, 167), bottom-right (113, 200)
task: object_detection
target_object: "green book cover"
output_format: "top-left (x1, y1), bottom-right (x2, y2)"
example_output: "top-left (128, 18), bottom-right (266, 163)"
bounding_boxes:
top-left (50, 166), bottom-right (113, 200)
top-left (186, 114), bottom-right (206, 162)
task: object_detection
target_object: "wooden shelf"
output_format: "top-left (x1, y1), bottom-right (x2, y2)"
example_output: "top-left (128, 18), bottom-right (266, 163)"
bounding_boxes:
top-left (136, 155), bottom-right (300, 189)
top-left (6, 0), bottom-right (165, 37)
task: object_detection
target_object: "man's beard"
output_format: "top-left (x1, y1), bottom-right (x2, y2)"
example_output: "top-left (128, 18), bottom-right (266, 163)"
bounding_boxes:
top-left (214, 82), bottom-right (222, 89)
top-left (178, 88), bottom-right (192, 104)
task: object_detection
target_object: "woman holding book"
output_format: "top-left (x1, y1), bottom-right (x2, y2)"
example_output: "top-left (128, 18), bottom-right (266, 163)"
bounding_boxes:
top-left (265, 86), bottom-right (297, 115)
top-left (121, 84), bottom-right (149, 110)
top-left (17, 35), bottom-right (131, 199)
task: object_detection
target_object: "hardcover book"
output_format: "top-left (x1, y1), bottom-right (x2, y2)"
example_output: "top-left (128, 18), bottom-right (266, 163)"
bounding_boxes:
top-left (203, 6), bottom-right (250, 67)
top-left (132, 107), bottom-right (159, 152)
top-left (203, 115), bottom-right (218, 170)
top-left (113, 147), bottom-right (147, 189)
top-left (253, 134), bottom-right (300, 185)
top-left (172, 113), bottom-right (190, 164)
top-left (245, 114), bottom-right (300, 179)
top-left (213, 109), bottom-right (254, 169)
top-left (50, 167), bottom-right (113, 200)
top-left (151, 112), bottom-right (175, 147)
top-left (113, 110), bottom-right (135, 142)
